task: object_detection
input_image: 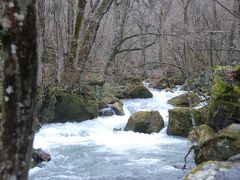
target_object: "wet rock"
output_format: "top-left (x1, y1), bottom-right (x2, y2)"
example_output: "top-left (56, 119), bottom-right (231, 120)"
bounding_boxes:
top-left (188, 124), bottom-right (215, 144)
top-left (98, 106), bottom-right (114, 116)
top-left (32, 148), bottom-right (51, 167)
top-left (167, 92), bottom-right (200, 107)
top-left (111, 102), bottom-right (125, 116)
top-left (194, 124), bottom-right (240, 164)
top-left (124, 111), bottom-right (164, 134)
top-left (167, 107), bottom-right (204, 137)
top-left (125, 84), bottom-right (153, 99)
top-left (185, 161), bottom-right (240, 180)
top-left (207, 65), bottom-right (240, 131)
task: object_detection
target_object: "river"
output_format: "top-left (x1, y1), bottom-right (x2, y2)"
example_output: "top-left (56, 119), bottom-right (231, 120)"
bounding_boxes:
top-left (29, 85), bottom-right (195, 180)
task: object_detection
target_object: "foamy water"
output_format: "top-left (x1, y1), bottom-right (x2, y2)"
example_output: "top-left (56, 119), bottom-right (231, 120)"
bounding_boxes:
top-left (29, 85), bottom-right (194, 180)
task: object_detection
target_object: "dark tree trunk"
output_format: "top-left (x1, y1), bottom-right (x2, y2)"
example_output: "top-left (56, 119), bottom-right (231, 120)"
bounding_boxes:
top-left (0, 0), bottom-right (38, 179)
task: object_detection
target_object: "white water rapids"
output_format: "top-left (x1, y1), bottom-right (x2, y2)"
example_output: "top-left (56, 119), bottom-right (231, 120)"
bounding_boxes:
top-left (29, 85), bottom-right (195, 180)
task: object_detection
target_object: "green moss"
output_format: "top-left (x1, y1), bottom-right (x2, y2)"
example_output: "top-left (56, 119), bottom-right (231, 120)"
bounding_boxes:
top-left (207, 65), bottom-right (240, 131)
top-left (194, 130), bottom-right (240, 164)
top-left (188, 124), bottom-right (215, 144)
top-left (124, 111), bottom-right (164, 134)
top-left (57, 95), bottom-right (84, 114)
top-left (184, 161), bottom-right (231, 180)
top-left (167, 92), bottom-right (200, 107)
top-left (40, 91), bottom-right (57, 123)
top-left (167, 107), bottom-right (204, 137)
top-left (86, 102), bottom-right (98, 117)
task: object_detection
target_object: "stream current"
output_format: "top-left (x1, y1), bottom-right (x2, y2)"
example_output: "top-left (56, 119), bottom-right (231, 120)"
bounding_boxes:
top-left (29, 85), bottom-right (195, 180)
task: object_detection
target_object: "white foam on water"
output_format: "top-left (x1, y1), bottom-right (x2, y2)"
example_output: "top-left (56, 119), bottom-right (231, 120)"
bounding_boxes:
top-left (33, 87), bottom-right (187, 152)
top-left (30, 85), bottom-right (194, 179)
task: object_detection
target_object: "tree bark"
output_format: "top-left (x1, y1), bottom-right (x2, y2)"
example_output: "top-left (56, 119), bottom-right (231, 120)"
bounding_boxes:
top-left (75, 0), bottom-right (114, 71)
top-left (0, 0), bottom-right (38, 179)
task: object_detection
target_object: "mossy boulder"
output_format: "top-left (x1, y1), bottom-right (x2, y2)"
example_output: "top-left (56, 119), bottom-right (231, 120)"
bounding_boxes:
top-left (39, 91), bottom-right (57, 123)
top-left (194, 124), bottom-right (240, 164)
top-left (167, 92), bottom-right (200, 107)
top-left (167, 107), bottom-right (204, 137)
top-left (54, 95), bottom-right (98, 123)
top-left (219, 123), bottom-right (240, 135)
top-left (111, 102), bottom-right (124, 116)
top-left (124, 111), bottom-right (164, 134)
top-left (207, 66), bottom-right (240, 131)
top-left (185, 161), bottom-right (240, 180)
top-left (39, 91), bottom-right (99, 123)
top-left (125, 84), bottom-right (153, 99)
top-left (188, 124), bottom-right (215, 144)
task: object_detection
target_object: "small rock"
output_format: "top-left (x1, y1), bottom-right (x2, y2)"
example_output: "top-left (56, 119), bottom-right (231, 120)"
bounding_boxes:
top-left (111, 102), bottom-right (125, 116)
top-left (32, 148), bottom-right (51, 167)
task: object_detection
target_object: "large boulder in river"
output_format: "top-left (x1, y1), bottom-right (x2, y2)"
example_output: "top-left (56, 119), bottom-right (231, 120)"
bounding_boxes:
top-left (194, 123), bottom-right (240, 164)
top-left (207, 66), bottom-right (240, 131)
top-left (125, 84), bottom-right (153, 99)
top-left (39, 92), bottom-right (99, 123)
top-left (167, 107), bottom-right (204, 137)
top-left (124, 111), bottom-right (164, 134)
top-left (185, 160), bottom-right (240, 180)
top-left (188, 124), bottom-right (215, 144)
top-left (54, 95), bottom-right (98, 122)
top-left (167, 92), bottom-right (200, 107)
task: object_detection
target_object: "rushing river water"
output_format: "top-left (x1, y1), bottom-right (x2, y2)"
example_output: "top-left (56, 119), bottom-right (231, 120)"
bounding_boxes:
top-left (29, 85), bottom-right (195, 180)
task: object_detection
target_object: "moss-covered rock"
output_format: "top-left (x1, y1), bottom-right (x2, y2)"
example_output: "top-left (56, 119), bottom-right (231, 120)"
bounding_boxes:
top-left (167, 92), bottom-right (200, 107)
top-left (125, 84), bottom-right (153, 99)
top-left (185, 161), bottom-right (240, 180)
top-left (111, 102), bottom-right (124, 116)
top-left (219, 123), bottom-right (240, 135)
top-left (54, 95), bottom-right (98, 123)
top-left (207, 65), bottom-right (240, 131)
top-left (124, 111), bottom-right (164, 134)
top-left (39, 91), bottom-right (57, 123)
top-left (188, 124), bottom-right (215, 144)
top-left (194, 124), bottom-right (240, 164)
top-left (167, 107), bottom-right (204, 137)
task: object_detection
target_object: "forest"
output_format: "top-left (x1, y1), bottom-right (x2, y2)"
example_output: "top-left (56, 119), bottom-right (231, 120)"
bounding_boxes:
top-left (0, 0), bottom-right (240, 180)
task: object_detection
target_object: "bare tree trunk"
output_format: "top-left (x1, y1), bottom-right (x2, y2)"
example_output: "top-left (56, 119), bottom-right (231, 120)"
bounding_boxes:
top-left (75, 0), bottom-right (114, 71)
top-left (69, 0), bottom-right (87, 63)
top-left (0, 0), bottom-right (38, 179)
top-left (104, 0), bottom-right (130, 75)
top-left (181, 0), bottom-right (190, 75)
